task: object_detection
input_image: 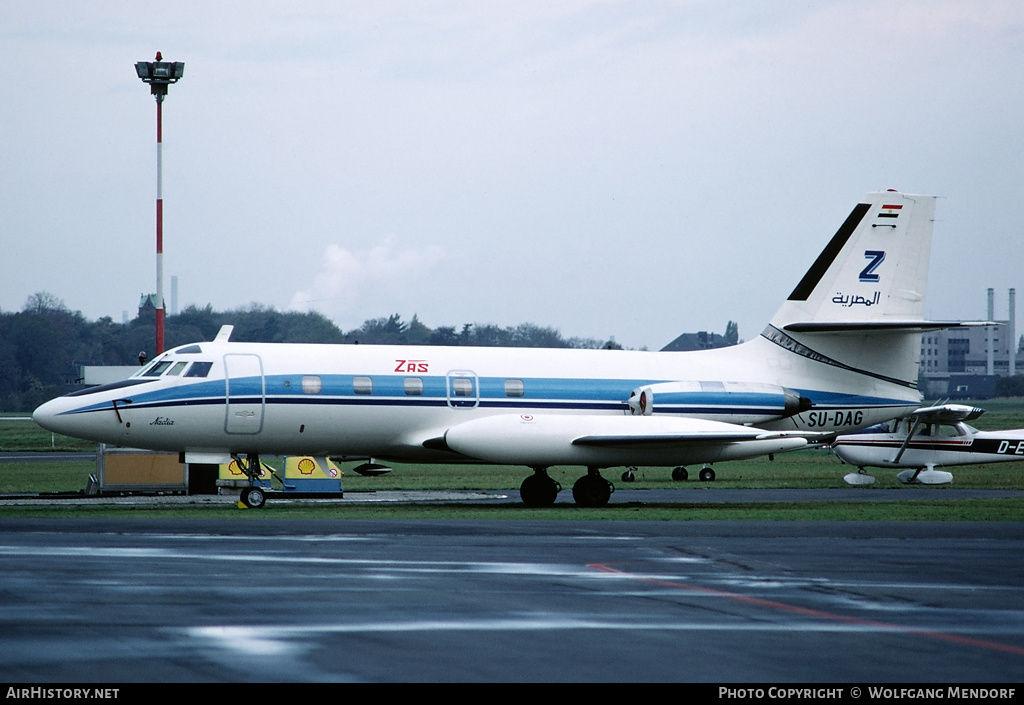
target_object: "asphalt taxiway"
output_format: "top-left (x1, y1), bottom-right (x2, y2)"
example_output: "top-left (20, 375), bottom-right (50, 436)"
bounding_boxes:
top-left (1, 486), bottom-right (1022, 507)
top-left (0, 516), bottom-right (1021, 682)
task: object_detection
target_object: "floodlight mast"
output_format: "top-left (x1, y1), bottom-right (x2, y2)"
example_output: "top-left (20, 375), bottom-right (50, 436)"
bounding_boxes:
top-left (135, 52), bottom-right (184, 355)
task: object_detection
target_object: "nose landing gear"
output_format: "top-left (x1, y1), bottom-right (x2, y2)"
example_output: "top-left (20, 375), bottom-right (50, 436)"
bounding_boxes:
top-left (234, 454), bottom-right (268, 509)
top-left (240, 485), bottom-right (266, 509)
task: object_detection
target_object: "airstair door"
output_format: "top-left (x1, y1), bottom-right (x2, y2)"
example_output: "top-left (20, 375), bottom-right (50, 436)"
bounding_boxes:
top-left (224, 353), bottom-right (265, 434)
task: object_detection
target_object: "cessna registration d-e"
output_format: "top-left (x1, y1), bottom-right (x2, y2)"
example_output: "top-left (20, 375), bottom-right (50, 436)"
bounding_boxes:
top-left (34, 190), bottom-right (975, 508)
top-left (832, 403), bottom-right (1024, 485)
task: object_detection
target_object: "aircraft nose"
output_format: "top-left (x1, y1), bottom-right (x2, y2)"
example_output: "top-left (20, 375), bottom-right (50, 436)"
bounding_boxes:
top-left (32, 399), bottom-right (56, 431)
top-left (32, 397), bottom-right (67, 434)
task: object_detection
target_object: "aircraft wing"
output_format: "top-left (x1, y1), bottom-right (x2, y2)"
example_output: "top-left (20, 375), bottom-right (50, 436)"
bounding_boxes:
top-left (439, 413), bottom-right (814, 466)
top-left (572, 429), bottom-right (820, 447)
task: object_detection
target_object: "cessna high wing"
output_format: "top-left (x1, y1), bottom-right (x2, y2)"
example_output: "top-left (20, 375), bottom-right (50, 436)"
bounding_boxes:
top-left (832, 403), bottom-right (1024, 485)
top-left (34, 190), bottom-right (972, 508)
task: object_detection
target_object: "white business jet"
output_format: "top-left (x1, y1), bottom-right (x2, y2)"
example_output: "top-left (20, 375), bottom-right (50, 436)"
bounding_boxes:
top-left (34, 190), bottom-right (973, 508)
top-left (832, 403), bottom-right (1024, 485)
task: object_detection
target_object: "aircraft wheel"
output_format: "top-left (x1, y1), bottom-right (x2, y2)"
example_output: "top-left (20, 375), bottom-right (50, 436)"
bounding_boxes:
top-left (671, 466), bottom-right (688, 481)
top-left (621, 467), bottom-right (636, 483)
top-left (241, 486), bottom-right (266, 509)
top-left (698, 467), bottom-right (716, 482)
top-left (572, 472), bottom-right (613, 507)
top-left (520, 472), bottom-right (559, 507)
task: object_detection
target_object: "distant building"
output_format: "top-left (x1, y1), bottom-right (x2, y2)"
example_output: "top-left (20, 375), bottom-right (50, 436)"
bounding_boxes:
top-left (138, 293), bottom-right (159, 317)
top-left (919, 288), bottom-right (1021, 399)
top-left (661, 330), bottom-right (733, 352)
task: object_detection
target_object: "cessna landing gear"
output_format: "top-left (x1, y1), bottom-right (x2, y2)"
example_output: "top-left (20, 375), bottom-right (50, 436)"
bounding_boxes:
top-left (572, 467), bottom-right (614, 507)
top-left (896, 464), bottom-right (953, 485)
top-left (520, 467), bottom-right (561, 507)
top-left (671, 466), bottom-right (688, 481)
top-left (621, 467), bottom-right (637, 482)
top-left (234, 453), bottom-right (268, 509)
top-left (698, 465), bottom-right (716, 482)
top-left (843, 467), bottom-right (876, 486)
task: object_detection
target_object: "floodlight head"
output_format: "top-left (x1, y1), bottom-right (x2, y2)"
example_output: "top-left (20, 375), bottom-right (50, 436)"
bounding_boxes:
top-left (135, 52), bottom-right (184, 100)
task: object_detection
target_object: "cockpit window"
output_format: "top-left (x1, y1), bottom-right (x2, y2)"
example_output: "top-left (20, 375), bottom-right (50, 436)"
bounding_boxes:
top-left (167, 362), bottom-right (188, 376)
top-left (184, 361), bottom-right (213, 378)
top-left (142, 361), bottom-right (174, 377)
top-left (176, 345), bottom-right (203, 354)
top-left (135, 358), bottom-right (164, 377)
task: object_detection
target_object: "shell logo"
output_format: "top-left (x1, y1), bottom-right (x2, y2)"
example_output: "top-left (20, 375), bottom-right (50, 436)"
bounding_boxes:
top-left (298, 458), bottom-right (316, 475)
top-left (225, 459), bottom-right (267, 478)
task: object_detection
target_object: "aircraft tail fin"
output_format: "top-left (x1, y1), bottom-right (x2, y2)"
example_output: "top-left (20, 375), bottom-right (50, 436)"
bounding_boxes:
top-left (770, 190), bottom-right (936, 330)
top-left (762, 190), bottom-right (937, 391)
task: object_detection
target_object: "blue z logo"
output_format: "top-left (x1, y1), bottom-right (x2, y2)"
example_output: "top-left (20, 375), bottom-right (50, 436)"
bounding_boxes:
top-left (859, 250), bottom-right (885, 282)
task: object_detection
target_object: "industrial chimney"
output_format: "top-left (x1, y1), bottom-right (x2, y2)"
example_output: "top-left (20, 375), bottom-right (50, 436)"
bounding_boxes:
top-left (1011, 288), bottom-right (1017, 377)
top-left (988, 288), bottom-right (995, 376)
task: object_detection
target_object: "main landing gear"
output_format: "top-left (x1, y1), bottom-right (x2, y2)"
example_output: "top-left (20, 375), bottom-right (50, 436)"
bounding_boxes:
top-left (520, 468), bottom-right (561, 508)
top-left (519, 467), bottom-right (615, 508)
top-left (573, 467), bottom-right (614, 507)
top-left (234, 453), bottom-right (267, 509)
top-left (671, 465), bottom-right (716, 482)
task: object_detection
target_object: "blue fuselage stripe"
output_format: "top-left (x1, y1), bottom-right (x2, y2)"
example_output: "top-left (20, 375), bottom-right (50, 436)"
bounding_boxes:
top-left (58, 373), bottom-right (913, 418)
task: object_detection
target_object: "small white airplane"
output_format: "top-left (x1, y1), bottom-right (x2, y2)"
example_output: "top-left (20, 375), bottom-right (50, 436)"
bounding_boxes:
top-left (832, 403), bottom-right (1024, 485)
top-left (33, 190), bottom-right (976, 508)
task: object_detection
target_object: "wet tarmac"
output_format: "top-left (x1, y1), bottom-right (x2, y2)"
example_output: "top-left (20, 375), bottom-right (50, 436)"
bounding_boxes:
top-left (0, 512), bottom-right (1022, 682)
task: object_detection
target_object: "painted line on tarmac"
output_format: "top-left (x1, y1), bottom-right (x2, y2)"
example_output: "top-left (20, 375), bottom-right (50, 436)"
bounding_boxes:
top-left (588, 562), bottom-right (1024, 658)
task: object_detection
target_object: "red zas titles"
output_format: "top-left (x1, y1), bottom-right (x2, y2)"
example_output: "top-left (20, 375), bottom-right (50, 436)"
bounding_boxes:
top-left (394, 359), bottom-right (429, 373)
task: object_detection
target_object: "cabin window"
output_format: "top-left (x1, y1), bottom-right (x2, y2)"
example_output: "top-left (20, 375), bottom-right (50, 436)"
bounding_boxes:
top-left (302, 376), bottom-right (322, 394)
top-left (143, 361), bottom-right (173, 377)
top-left (184, 362), bottom-right (213, 378)
top-left (451, 377), bottom-right (474, 397)
top-left (353, 376), bottom-right (373, 394)
top-left (166, 362), bottom-right (188, 376)
top-left (404, 377), bottom-right (424, 395)
top-left (504, 379), bottom-right (525, 397)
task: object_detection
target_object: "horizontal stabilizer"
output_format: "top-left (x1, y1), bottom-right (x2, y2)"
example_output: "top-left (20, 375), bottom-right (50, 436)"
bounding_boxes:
top-left (784, 320), bottom-right (996, 333)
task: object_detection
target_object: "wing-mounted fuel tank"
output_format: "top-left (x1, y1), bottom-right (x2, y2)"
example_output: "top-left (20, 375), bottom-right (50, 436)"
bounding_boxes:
top-left (627, 381), bottom-right (811, 424)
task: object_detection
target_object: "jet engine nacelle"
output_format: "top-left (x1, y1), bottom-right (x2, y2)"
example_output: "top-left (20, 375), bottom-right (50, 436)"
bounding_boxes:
top-left (626, 381), bottom-right (810, 424)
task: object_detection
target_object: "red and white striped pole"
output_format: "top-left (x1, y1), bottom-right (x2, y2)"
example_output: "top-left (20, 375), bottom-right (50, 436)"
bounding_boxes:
top-left (135, 52), bottom-right (184, 357)
top-left (155, 92), bottom-right (165, 354)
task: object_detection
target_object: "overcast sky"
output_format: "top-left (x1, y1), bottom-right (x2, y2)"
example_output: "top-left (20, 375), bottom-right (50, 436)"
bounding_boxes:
top-left (2, 1), bottom-right (1022, 349)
